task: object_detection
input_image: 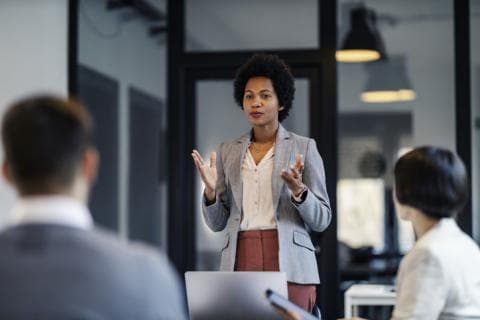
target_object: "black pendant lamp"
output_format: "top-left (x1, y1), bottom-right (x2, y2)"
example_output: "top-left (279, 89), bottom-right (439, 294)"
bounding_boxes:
top-left (336, 6), bottom-right (387, 63)
top-left (361, 55), bottom-right (416, 103)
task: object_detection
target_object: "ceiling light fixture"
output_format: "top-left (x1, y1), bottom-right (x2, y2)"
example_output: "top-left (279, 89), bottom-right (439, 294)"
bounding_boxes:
top-left (336, 6), bottom-right (387, 63)
top-left (361, 55), bottom-right (416, 103)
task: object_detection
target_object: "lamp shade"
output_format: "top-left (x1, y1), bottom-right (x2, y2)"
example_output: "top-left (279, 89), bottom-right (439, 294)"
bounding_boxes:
top-left (336, 6), bottom-right (387, 63)
top-left (361, 55), bottom-right (416, 103)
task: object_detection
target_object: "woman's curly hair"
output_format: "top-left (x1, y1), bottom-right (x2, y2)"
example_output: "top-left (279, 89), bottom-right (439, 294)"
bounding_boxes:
top-left (233, 53), bottom-right (295, 122)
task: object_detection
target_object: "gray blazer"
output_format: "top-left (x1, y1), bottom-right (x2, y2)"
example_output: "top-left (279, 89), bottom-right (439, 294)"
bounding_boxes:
top-left (202, 125), bottom-right (331, 284)
top-left (0, 224), bottom-right (187, 320)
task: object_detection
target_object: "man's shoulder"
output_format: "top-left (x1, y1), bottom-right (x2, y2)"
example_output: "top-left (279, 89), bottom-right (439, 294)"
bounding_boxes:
top-left (0, 225), bottom-right (186, 319)
top-left (0, 224), bottom-right (167, 264)
top-left (88, 226), bottom-right (168, 261)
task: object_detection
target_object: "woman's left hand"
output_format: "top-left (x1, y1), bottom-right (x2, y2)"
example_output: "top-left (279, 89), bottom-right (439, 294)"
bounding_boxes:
top-left (280, 154), bottom-right (306, 197)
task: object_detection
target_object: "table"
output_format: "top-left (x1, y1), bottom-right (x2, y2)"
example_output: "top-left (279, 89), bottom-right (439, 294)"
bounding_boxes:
top-left (344, 284), bottom-right (396, 317)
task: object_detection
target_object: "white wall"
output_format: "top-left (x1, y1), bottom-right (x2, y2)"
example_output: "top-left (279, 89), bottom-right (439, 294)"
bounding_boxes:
top-left (0, 1), bottom-right (68, 225)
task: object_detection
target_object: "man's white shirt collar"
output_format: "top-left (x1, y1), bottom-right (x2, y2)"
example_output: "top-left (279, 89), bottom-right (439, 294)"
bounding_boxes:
top-left (4, 195), bottom-right (93, 230)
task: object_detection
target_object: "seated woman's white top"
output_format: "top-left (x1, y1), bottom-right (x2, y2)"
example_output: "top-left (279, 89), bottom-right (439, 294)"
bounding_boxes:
top-left (392, 218), bottom-right (480, 320)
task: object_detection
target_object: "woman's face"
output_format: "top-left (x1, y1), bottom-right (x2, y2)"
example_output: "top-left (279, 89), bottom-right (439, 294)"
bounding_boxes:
top-left (242, 77), bottom-right (281, 129)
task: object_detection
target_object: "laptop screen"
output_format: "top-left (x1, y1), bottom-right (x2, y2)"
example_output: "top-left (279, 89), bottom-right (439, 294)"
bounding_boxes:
top-left (185, 271), bottom-right (288, 320)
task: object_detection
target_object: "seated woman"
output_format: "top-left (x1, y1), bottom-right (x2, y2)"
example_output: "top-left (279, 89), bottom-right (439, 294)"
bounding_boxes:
top-left (390, 146), bottom-right (480, 319)
top-left (342, 146), bottom-right (480, 320)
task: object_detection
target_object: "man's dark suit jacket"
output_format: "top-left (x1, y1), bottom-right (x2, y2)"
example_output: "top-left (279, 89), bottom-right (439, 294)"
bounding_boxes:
top-left (0, 224), bottom-right (186, 320)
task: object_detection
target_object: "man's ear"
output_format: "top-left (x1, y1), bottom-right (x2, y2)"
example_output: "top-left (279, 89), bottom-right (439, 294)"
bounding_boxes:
top-left (82, 147), bottom-right (99, 185)
top-left (2, 161), bottom-right (14, 186)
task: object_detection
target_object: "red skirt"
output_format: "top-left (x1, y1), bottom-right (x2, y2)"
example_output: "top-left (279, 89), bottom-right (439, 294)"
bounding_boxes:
top-left (234, 229), bottom-right (316, 312)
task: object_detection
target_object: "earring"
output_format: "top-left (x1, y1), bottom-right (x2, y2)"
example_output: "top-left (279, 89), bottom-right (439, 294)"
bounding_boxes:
top-left (279, 107), bottom-right (285, 111)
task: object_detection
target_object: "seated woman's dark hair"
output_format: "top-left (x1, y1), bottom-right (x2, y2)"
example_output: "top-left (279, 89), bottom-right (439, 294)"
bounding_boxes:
top-left (394, 146), bottom-right (468, 219)
top-left (233, 53), bottom-right (295, 122)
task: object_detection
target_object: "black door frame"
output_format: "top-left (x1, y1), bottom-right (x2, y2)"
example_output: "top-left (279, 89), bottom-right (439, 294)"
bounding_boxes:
top-left (167, 0), bottom-right (339, 317)
top-left (454, 0), bottom-right (472, 235)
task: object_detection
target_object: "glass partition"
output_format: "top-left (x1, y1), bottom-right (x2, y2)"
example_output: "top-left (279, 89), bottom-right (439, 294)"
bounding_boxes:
top-left (77, 0), bottom-right (168, 246)
top-left (185, 0), bottom-right (319, 52)
top-left (337, 0), bottom-right (455, 316)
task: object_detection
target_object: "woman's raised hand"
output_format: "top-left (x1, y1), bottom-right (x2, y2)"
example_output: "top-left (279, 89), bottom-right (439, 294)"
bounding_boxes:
top-left (191, 149), bottom-right (217, 201)
top-left (280, 153), bottom-right (306, 197)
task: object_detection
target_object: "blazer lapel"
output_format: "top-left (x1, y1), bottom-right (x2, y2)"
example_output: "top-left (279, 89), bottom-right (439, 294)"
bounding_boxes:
top-left (229, 133), bottom-right (250, 212)
top-left (272, 125), bottom-right (292, 214)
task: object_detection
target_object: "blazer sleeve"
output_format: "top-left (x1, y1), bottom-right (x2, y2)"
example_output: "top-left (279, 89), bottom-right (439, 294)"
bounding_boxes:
top-left (391, 248), bottom-right (447, 319)
top-left (291, 138), bottom-right (331, 232)
top-left (201, 143), bottom-right (231, 232)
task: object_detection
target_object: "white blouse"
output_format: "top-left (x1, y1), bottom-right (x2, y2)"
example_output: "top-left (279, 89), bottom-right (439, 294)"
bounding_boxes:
top-left (392, 218), bottom-right (480, 320)
top-left (240, 146), bottom-right (276, 231)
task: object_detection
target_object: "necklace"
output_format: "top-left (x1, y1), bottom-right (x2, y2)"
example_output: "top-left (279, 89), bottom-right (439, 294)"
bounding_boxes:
top-left (250, 138), bottom-right (275, 154)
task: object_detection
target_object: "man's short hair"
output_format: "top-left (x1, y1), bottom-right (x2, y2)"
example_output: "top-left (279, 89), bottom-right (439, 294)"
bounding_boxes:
top-left (394, 146), bottom-right (468, 219)
top-left (1, 95), bottom-right (93, 194)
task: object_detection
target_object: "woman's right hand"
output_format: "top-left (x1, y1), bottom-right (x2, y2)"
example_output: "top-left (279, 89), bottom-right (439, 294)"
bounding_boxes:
top-left (191, 149), bottom-right (217, 202)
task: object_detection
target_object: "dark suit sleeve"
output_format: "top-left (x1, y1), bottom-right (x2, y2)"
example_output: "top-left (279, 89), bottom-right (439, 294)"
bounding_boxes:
top-left (145, 251), bottom-right (188, 320)
top-left (291, 138), bottom-right (331, 232)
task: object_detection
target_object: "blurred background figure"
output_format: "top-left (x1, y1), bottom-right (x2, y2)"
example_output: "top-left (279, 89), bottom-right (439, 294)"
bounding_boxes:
top-left (0, 95), bottom-right (186, 320)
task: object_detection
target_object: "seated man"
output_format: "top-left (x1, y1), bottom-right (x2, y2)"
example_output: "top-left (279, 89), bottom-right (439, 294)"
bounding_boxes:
top-left (0, 95), bottom-right (186, 319)
top-left (342, 146), bottom-right (480, 320)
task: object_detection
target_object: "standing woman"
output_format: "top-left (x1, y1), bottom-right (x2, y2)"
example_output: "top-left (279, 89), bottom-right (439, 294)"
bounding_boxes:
top-left (192, 53), bottom-right (331, 312)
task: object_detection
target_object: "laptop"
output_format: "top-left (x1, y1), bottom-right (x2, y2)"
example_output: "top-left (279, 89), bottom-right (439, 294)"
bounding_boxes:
top-left (185, 271), bottom-right (288, 320)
